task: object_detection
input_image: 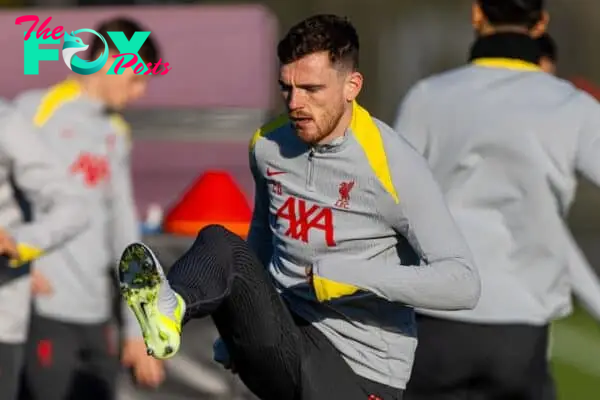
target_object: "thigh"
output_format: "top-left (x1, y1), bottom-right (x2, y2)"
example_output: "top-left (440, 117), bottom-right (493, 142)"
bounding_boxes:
top-left (24, 314), bottom-right (79, 400)
top-left (485, 324), bottom-right (551, 400)
top-left (405, 315), bottom-right (478, 400)
top-left (70, 322), bottom-right (119, 400)
top-left (0, 343), bottom-right (23, 400)
top-left (198, 226), bottom-right (386, 400)
top-left (182, 225), bottom-right (304, 400)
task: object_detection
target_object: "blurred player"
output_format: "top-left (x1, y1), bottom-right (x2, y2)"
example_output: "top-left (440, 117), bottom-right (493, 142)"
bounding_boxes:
top-left (117, 14), bottom-right (480, 400)
top-left (0, 101), bottom-right (88, 400)
top-left (394, 0), bottom-right (600, 399)
top-left (537, 33), bottom-right (600, 322)
top-left (537, 36), bottom-right (600, 400)
top-left (13, 17), bottom-right (164, 400)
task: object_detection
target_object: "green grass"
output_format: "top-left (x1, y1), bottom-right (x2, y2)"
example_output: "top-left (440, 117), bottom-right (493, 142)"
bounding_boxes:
top-left (551, 305), bottom-right (600, 399)
top-left (552, 361), bottom-right (598, 400)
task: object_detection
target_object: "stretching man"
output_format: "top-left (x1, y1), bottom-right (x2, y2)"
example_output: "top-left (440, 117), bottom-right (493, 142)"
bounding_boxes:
top-left (119, 14), bottom-right (480, 400)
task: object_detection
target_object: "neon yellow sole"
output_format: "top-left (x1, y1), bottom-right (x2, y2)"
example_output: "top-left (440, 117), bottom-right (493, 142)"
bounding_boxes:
top-left (118, 242), bottom-right (181, 359)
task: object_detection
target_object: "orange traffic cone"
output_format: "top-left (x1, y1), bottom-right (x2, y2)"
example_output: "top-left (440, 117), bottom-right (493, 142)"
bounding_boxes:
top-left (164, 170), bottom-right (252, 238)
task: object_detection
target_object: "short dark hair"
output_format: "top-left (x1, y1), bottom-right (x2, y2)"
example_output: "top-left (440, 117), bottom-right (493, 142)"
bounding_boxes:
top-left (537, 33), bottom-right (557, 61)
top-left (478, 0), bottom-right (544, 29)
top-left (89, 17), bottom-right (160, 64)
top-left (277, 14), bottom-right (359, 70)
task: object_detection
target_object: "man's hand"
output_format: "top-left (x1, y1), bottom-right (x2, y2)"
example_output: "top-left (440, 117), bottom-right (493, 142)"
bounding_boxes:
top-left (305, 265), bottom-right (313, 285)
top-left (122, 338), bottom-right (165, 388)
top-left (306, 263), bottom-right (360, 302)
top-left (213, 337), bottom-right (237, 373)
top-left (0, 229), bottom-right (19, 260)
top-left (31, 269), bottom-right (52, 295)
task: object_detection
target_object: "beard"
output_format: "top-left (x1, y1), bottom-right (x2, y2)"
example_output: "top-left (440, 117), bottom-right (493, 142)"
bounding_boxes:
top-left (292, 103), bottom-right (346, 145)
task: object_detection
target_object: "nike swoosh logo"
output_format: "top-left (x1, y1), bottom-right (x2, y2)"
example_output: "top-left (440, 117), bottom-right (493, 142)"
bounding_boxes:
top-left (266, 168), bottom-right (286, 177)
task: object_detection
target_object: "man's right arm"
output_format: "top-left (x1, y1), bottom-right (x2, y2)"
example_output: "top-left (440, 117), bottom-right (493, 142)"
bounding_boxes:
top-left (575, 92), bottom-right (600, 185)
top-left (246, 138), bottom-right (273, 267)
top-left (0, 107), bottom-right (88, 265)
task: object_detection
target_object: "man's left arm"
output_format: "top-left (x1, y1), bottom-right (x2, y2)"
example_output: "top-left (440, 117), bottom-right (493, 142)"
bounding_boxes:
top-left (313, 142), bottom-right (480, 310)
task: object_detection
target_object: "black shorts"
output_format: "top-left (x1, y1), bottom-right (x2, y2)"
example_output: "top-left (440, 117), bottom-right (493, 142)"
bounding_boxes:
top-left (0, 342), bottom-right (24, 400)
top-left (165, 224), bottom-right (404, 400)
top-left (20, 312), bottom-right (119, 400)
top-left (405, 314), bottom-right (555, 400)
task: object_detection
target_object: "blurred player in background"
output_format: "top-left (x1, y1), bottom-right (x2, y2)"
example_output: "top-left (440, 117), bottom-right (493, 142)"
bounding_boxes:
top-left (536, 33), bottom-right (600, 324)
top-left (117, 14), bottom-right (480, 400)
top-left (13, 17), bottom-right (164, 400)
top-left (0, 101), bottom-right (88, 400)
top-left (394, 0), bottom-right (600, 398)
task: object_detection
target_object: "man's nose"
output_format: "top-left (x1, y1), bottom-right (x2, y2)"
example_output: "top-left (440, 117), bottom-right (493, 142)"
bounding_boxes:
top-left (287, 89), bottom-right (305, 110)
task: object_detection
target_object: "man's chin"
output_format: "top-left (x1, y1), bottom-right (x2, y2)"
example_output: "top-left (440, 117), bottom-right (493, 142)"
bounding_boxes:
top-left (295, 130), bottom-right (322, 145)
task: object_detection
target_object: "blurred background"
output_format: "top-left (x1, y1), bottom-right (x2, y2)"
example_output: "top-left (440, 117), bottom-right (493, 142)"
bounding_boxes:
top-left (2, 0), bottom-right (600, 399)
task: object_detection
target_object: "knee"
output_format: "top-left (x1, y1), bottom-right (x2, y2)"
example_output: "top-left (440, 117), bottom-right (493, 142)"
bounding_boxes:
top-left (196, 224), bottom-right (244, 248)
top-left (193, 225), bottom-right (243, 262)
top-left (194, 224), bottom-right (253, 268)
top-left (197, 224), bottom-right (247, 249)
top-left (198, 224), bottom-right (231, 239)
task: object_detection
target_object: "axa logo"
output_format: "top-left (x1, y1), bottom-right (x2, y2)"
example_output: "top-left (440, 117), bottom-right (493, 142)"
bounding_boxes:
top-left (275, 196), bottom-right (336, 247)
top-left (15, 15), bottom-right (171, 76)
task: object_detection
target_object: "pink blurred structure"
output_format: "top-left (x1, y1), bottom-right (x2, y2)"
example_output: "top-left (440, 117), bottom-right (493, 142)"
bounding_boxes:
top-left (0, 4), bottom-right (278, 109)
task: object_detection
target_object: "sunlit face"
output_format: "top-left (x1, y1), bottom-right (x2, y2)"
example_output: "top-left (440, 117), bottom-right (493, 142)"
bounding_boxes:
top-left (95, 50), bottom-right (150, 110)
top-left (279, 51), bottom-right (361, 144)
top-left (539, 56), bottom-right (556, 75)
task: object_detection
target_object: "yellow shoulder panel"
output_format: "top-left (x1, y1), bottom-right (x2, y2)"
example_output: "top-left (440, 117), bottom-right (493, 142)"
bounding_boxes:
top-left (248, 113), bottom-right (289, 152)
top-left (350, 101), bottom-right (399, 203)
top-left (33, 79), bottom-right (82, 128)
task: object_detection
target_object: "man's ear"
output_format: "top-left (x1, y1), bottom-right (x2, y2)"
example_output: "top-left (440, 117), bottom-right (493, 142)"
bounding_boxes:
top-left (472, 2), bottom-right (486, 32)
top-left (530, 11), bottom-right (549, 38)
top-left (344, 71), bottom-right (363, 103)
